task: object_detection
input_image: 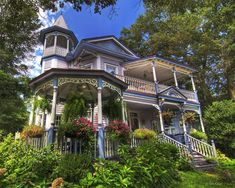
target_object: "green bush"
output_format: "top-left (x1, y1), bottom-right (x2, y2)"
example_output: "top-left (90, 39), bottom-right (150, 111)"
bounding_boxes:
top-left (118, 140), bottom-right (180, 188)
top-left (0, 134), bottom-right (60, 187)
top-left (216, 159), bottom-right (235, 183)
top-left (133, 128), bottom-right (157, 139)
top-left (177, 158), bottom-right (193, 171)
top-left (190, 129), bottom-right (208, 141)
top-left (204, 100), bottom-right (235, 157)
top-left (53, 154), bottom-right (93, 183)
top-left (80, 160), bottom-right (133, 187)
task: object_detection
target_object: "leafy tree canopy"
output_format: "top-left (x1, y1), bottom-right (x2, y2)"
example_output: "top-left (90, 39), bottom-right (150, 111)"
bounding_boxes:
top-left (120, 0), bottom-right (235, 106)
top-left (204, 100), bottom-right (235, 157)
top-left (0, 71), bottom-right (30, 133)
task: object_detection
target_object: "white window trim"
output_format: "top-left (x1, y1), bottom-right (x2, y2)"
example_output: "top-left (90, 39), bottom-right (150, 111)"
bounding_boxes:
top-left (81, 63), bottom-right (93, 69)
top-left (104, 63), bottom-right (118, 74)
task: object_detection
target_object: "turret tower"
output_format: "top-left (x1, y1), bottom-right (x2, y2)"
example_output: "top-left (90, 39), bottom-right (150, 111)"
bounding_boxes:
top-left (39, 15), bottom-right (78, 72)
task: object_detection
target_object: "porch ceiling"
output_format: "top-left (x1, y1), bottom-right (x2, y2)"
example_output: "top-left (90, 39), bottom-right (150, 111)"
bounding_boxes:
top-left (124, 58), bottom-right (192, 83)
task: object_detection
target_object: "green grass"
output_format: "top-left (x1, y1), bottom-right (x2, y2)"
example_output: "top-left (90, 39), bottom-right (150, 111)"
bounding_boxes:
top-left (175, 171), bottom-right (234, 188)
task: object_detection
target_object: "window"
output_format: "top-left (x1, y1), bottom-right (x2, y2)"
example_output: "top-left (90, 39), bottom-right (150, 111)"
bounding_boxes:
top-left (129, 112), bottom-right (139, 132)
top-left (55, 115), bottom-right (61, 126)
top-left (81, 63), bottom-right (92, 69)
top-left (56, 35), bottom-right (67, 49)
top-left (105, 63), bottom-right (117, 75)
top-left (46, 35), bottom-right (55, 48)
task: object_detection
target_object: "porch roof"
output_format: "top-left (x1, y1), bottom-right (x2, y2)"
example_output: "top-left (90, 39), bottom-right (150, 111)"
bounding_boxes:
top-left (29, 68), bottom-right (128, 90)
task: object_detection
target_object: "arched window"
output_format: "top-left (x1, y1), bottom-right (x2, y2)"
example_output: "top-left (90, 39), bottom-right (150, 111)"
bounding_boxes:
top-left (56, 35), bottom-right (67, 49)
top-left (45, 35), bottom-right (55, 48)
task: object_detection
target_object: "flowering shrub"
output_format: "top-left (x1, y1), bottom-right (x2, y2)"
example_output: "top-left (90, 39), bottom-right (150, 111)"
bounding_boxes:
top-left (21, 125), bottom-right (44, 138)
top-left (133, 128), bottom-right (156, 140)
top-left (106, 121), bottom-right (130, 143)
top-left (60, 117), bottom-right (96, 141)
top-left (51, 177), bottom-right (64, 188)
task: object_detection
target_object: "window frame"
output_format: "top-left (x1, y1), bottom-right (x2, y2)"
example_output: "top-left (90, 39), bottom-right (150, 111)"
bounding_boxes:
top-left (104, 63), bottom-right (118, 75)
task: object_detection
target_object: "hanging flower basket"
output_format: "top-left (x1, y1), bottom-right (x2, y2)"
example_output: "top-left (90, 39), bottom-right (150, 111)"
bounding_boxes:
top-left (106, 121), bottom-right (130, 144)
top-left (162, 110), bottom-right (174, 125)
top-left (21, 125), bottom-right (44, 138)
top-left (133, 128), bottom-right (156, 140)
top-left (60, 117), bottom-right (96, 141)
top-left (183, 112), bottom-right (196, 124)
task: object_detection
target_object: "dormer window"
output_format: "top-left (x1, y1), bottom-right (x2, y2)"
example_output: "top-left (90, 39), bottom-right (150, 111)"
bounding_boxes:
top-left (105, 63), bottom-right (117, 75)
top-left (57, 35), bottom-right (67, 49)
top-left (46, 35), bottom-right (55, 48)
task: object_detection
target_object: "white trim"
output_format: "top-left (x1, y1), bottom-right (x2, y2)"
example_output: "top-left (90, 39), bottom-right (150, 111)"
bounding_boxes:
top-left (86, 37), bottom-right (138, 57)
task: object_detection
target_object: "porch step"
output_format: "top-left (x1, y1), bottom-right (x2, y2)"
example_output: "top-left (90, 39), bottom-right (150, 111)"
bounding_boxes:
top-left (191, 152), bottom-right (217, 172)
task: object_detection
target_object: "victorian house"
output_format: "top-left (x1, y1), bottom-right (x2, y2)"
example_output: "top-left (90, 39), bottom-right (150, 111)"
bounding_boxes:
top-left (29, 15), bottom-right (215, 160)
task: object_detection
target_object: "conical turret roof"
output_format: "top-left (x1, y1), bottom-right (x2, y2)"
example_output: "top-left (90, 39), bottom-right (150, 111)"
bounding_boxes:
top-left (53, 14), bottom-right (68, 29)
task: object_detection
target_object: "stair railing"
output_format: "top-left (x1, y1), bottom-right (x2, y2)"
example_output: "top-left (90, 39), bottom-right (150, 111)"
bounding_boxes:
top-left (158, 134), bottom-right (191, 159)
top-left (185, 134), bottom-right (217, 158)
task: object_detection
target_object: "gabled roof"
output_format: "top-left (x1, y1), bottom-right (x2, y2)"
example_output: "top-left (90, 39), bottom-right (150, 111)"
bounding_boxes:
top-left (158, 86), bottom-right (187, 101)
top-left (66, 40), bottom-right (139, 62)
top-left (82, 35), bottom-right (138, 58)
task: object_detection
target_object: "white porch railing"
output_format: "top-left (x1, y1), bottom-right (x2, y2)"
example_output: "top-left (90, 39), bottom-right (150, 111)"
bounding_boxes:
top-left (120, 75), bottom-right (156, 94)
top-left (43, 46), bottom-right (68, 57)
top-left (159, 134), bottom-right (191, 158)
top-left (185, 134), bottom-right (216, 158)
top-left (115, 75), bottom-right (197, 101)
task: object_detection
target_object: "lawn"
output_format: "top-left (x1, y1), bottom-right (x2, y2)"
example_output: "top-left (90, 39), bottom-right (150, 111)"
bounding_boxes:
top-left (176, 171), bottom-right (234, 188)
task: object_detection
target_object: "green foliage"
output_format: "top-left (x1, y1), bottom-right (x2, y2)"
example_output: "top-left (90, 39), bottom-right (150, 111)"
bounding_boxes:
top-left (133, 128), bottom-right (157, 139)
top-left (190, 129), bottom-right (208, 141)
top-left (117, 140), bottom-right (180, 188)
top-left (120, 0), bottom-right (235, 104)
top-left (102, 98), bottom-right (122, 121)
top-left (176, 171), bottom-right (234, 188)
top-left (62, 92), bottom-right (88, 123)
top-left (35, 96), bottom-right (51, 113)
top-left (39, 0), bottom-right (117, 14)
top-left (204, 100), bottom-right (235, 157)
top-left (0, 134), bottom-right (60, 187)
top-left (53, 154), bottom-right (93, 183)
top-left (177, 158), bottom-right (193, 171)
top-left (217, 160), bottom-right (235, 183)
top-left (80, 160), bottom-right (133, 187)
top-left (0, 71), bottom-right (29, 134)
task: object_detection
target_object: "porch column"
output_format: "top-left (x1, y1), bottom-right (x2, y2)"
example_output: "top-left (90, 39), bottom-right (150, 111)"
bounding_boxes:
top-left (190, 75), bottom-right (199, 102)
top-left (153, 104), bottom-right (164, 133)
top-left (121, 96), bottom-right (126, 122)
top-left (48, 78), bottom-right (58, 144)
top-left (151, 61), bottom-right (159, 93)
top-left (97, 78), bottom-right (104, 158)
top-left (199, 107), bottom-right (205, 133)
top-left (29, 94), bottom-right (36, 125)
top-left (43, 37), bottom-right (47, 50)
top-left (172, 68), bottom-right (179, 88)
top-left (54, 35), bottom-right (57, 53)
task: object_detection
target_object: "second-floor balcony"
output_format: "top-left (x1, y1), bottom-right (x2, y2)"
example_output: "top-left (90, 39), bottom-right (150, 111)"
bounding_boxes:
top-left (115, 75), bottom-right (197, 102)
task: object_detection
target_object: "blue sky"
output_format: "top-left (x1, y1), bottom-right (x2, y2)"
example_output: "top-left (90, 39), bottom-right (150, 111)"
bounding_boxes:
top-left (55, 0), bottom-right (144, 40)
top-left (29, 0), bottom-right (145, 77)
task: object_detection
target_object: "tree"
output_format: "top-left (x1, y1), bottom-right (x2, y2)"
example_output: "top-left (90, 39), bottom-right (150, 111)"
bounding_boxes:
top-left (204, 100), bottom-right (235, 158)
top-left (0, 71), bottom-right (29, 133)
top-left (120, 0), bottom-right (235, 106)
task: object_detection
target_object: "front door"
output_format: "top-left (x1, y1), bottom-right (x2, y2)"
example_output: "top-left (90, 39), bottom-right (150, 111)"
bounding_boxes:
top-left (129, 112), bottom-right (139, 132)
